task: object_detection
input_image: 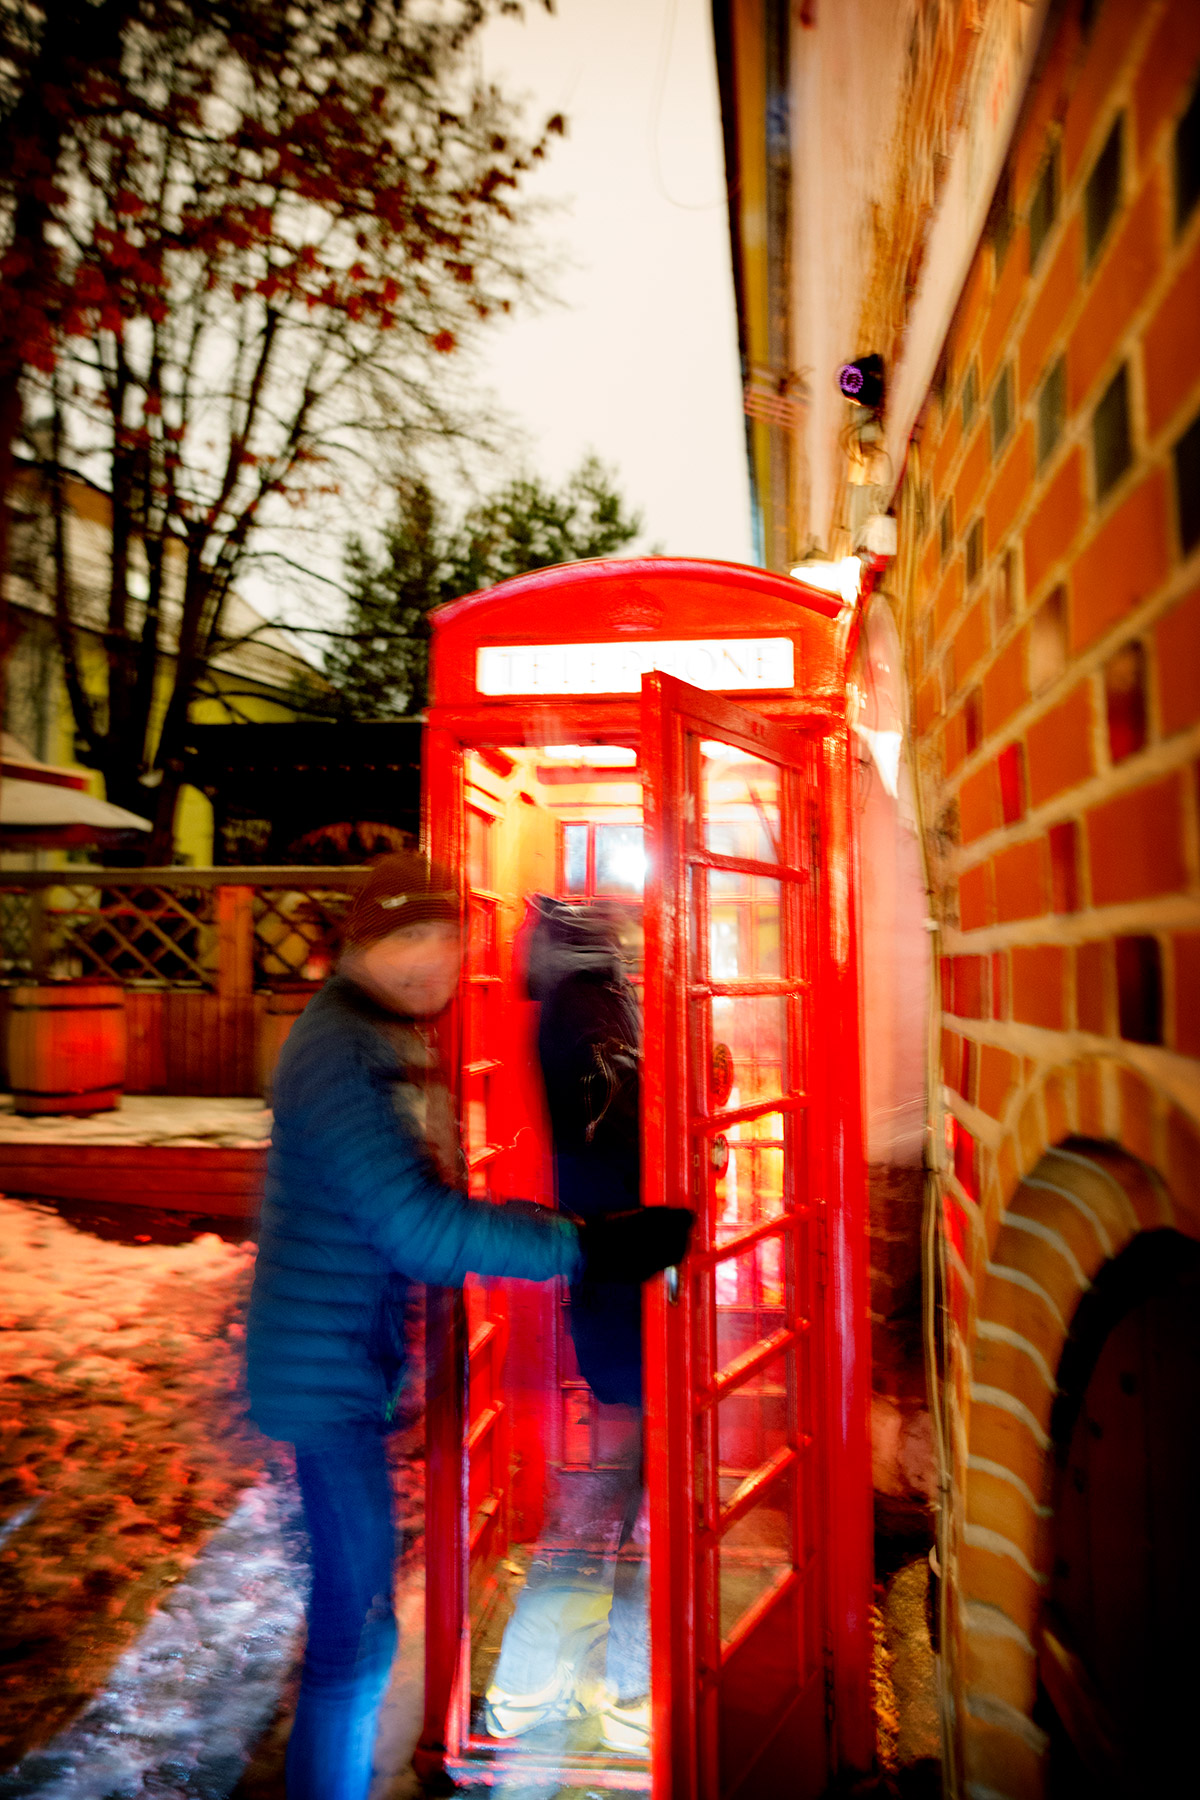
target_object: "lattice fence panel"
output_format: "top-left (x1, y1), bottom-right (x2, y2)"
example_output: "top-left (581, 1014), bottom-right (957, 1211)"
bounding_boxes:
top-left (39, 885), bottom-right (214, 986)
top-left (0, 892), bottom-right (34, 979)
top-left (253, 886), bottom-right (354, 983)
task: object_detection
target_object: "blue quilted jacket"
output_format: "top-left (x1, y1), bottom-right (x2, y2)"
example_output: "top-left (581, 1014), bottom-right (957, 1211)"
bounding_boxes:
top-left (246, 974), bottom-right (582, 1446)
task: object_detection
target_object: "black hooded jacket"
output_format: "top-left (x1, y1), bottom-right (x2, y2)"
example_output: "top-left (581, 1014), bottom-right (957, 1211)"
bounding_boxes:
top-left (526, 896), bottom-right (643, 1405)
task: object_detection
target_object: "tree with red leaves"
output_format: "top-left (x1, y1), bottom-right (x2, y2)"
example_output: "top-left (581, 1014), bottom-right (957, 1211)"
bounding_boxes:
top-left (1, 0), bottom-right (561, 860)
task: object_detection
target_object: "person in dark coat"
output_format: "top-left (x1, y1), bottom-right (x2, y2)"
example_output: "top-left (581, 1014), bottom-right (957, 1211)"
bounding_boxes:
top-left (526, 895), bottom-right (644, 1409)
top-left (245, 854), bottom-right (689, 1800)
top-left (485, 896), bottom-right (652, 1752)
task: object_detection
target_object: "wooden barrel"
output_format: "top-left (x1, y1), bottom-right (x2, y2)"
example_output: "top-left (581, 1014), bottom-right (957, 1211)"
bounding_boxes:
top-left (7, 984), bottom-right (127, 1116)
top-left (257, 984), bottom-right (320, 1102)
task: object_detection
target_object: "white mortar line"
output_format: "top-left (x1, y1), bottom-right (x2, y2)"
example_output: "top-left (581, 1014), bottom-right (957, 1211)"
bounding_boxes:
top-left (974, 1319), bottom-right (1058, 1393)
top-left (1047, 1144), bottom-right (1143, 1231)
top-left (964, 1687), bottom-right (1048, 1752)
top-left (942, 893), bottom-right (1200, 951)
top-left (960, 1598), bottom-right (1036, 1655)
top-left (998, 1212), bottom-right (1089, 1291)
top-left (983, 1261), bottom-right (1066, 1329)
top-left (1019, 1174), bottom-right (1114, 1257)
top-left (969, 1382), bottom-right (1051, 1449)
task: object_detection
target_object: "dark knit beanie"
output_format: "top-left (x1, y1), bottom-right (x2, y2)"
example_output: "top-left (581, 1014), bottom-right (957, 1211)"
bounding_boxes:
top-left (343, 851), bottom-right (460, 950)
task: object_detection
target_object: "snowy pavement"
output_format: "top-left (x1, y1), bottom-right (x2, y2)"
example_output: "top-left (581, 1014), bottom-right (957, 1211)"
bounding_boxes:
top-left (0, 1194), bottom-right (436, 1799)
top-left (0, 1476), bottom-right (307, 1799)
top-left (0, 1195), bottom-right (663, 1799)
top-left (0, 1196), bottom-right (276, 1775)
top-left (0, 1097), bottom-right (272, 1149)
top-left (0, 1472), bottom-right (430, 1800)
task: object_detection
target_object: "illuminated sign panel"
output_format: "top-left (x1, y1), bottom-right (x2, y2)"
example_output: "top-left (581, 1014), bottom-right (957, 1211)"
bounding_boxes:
top-left (476, 637), bottom-right (795, 697)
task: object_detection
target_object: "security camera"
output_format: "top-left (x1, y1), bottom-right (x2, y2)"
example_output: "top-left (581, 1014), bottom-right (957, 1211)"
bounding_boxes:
top-left (837, 354), bottom-right (885, 410)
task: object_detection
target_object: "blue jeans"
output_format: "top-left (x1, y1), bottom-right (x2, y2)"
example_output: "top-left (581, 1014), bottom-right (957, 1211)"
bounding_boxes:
top-left (287, 1428), bottom-right (398, 1800)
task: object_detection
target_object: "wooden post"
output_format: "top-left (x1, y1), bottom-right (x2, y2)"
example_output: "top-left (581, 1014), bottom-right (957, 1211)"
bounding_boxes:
top-left (215, 884), bottom-right (255, 1095)
top-left (215, 885), bottom-right (255, 1000)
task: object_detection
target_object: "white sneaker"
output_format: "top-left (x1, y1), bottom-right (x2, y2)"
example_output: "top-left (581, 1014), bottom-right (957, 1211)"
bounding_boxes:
top-left (484, 1664), bottom-right (580, 1738)
top-left (598, 1690), bottom-right (650, 1753)
top-left (485, 1579), bottom-right (614, 1740)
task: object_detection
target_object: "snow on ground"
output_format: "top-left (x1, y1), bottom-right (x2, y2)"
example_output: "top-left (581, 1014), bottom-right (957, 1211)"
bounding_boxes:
top-left (0, 1476), bottom-right (307, 1800)
top-left (0, 1097), bottom-right (272, 1147)
top-left (0, 1194), bottom-right (431, 1799)
top-left (0, 1196), bottom-right (276, 1770)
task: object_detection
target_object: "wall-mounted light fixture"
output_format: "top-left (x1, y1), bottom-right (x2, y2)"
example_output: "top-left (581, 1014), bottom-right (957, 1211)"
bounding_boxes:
top-left (837, 353), bottom-right (886, 411)
top-left (789, 555), bottom-right (864, 607)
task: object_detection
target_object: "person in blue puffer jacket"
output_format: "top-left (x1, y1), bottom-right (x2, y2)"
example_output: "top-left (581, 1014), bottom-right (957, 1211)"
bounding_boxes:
top-left (245, 852), bottom-right (690, 1800)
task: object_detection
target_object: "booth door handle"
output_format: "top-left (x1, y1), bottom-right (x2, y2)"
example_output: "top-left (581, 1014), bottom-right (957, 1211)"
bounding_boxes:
top-left (665, 1265), bottom-right (680, 1305)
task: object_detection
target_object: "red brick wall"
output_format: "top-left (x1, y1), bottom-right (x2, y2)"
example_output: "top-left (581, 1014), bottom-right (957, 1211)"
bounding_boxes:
top-left (904, 0), bottom-right (1200, 1224)
top-left (883, 0), bottom-right (1200, 1789)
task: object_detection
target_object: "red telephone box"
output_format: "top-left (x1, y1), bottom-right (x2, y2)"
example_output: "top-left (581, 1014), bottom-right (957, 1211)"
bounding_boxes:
top-left (416, 558), bottom-right (873, 1797)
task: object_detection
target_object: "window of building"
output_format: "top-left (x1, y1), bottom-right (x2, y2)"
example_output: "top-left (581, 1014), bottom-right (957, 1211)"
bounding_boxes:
top-left (965, 517), bottom-right (984, 587)
top-left (986, 162), bottom-right (1014, 273)
top-left (1085, 115), bottom-right (1123, 265)
top-left (964, 688), bottom-right (982, 755)
top-left (998, 742), bottom-right (1026, 825)
top-left (1175, 406), bottom-right (1200, 555)
top-left (1049, 821), bottom-right (1080, 914)
top-left (466, 805), bottom-right (495, 891)
top-left (1176, 74), bottom-right (1200, 235)
top-left (991, 362), bottom-right (1014, 457)
top-left (939, 497), bottom-right (954, 565)
top-left (962, 362), bottom-right (979, 433)
top-left (7, 511), bottom-right (43, 584)
top-left (562, 822), bottom-right (645, 899)
top-left (1029, 585), bottom-right (1068, 691)
top-left (1104, 641), bottom-right (1147, 763)
top-left (1093, 364), bottom-right (1132, 500)
top-left (561, 823), bottom-right (586, 894)
top-left (1029, 147), bottom-right (1058, 269)
top-left (993, 545), bottom-right (1018, 635)
top-left (1116, 936), bottom-right (1163, 1045)
top-left (1037, 355), bottom-right (1067, 468)
top-left (932, 350), bottom-right (949, 422)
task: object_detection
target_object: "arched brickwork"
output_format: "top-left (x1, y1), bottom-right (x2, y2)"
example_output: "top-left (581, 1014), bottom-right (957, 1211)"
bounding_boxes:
top-left (955, 1109), bottom-right (1200, 1798)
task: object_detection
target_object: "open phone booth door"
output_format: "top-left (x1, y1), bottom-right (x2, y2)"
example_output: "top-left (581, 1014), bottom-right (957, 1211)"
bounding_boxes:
top-left (414, 560), bottom-right (873, 1799)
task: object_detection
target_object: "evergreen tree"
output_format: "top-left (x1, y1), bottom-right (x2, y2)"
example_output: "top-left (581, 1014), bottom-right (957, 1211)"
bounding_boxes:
top-left (320, 456), bottom-right (644, 719)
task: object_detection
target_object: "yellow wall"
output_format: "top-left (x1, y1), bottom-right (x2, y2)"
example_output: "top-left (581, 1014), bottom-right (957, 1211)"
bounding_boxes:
top-left (7, 615), bottom-right (310, 867)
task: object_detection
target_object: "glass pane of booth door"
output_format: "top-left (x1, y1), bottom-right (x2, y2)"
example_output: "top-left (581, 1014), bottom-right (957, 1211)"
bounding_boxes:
top-left (444, 744), bottom-right (654, 1784)
top-left (641, 674), bottom-right (829, 1800)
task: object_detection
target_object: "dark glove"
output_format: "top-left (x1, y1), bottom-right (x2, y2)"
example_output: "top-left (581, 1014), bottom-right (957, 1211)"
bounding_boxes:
top-left (578, 1207), bottom-right (694, 1283)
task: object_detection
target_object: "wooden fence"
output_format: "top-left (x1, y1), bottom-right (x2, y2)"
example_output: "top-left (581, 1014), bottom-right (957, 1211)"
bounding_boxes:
top-left (0, 868), bottom-right (370, 1097)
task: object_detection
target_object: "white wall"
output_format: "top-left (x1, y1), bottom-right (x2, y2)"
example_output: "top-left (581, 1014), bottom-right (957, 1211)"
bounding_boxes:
top-left (790, 1), bottom-right (912, 550)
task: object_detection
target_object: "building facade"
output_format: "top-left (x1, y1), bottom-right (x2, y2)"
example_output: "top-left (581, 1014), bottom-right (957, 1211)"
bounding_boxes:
top-left (717, 1), bottom-right (1200, 1792)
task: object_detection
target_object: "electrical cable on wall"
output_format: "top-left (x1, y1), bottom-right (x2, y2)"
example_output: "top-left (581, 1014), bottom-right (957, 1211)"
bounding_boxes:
top-left (648, 0), bottom-right (725, 212)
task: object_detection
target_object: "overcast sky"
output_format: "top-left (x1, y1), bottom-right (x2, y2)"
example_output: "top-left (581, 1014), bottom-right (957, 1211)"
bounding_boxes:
top-left (473, 0), bottom-right (754, 563)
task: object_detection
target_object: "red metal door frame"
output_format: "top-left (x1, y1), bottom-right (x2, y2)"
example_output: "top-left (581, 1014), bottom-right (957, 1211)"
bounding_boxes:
top-left (812, 727), bottom-right (875, 1776)
top-left (416, 724), bottom-right (468, 1783)
top-left (640, 673), bottom-right (872, 1794)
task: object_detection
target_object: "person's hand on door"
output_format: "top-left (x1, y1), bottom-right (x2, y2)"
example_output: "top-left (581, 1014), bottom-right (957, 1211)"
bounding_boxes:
top-left (578, 1207), bottom-right (693, 1283)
